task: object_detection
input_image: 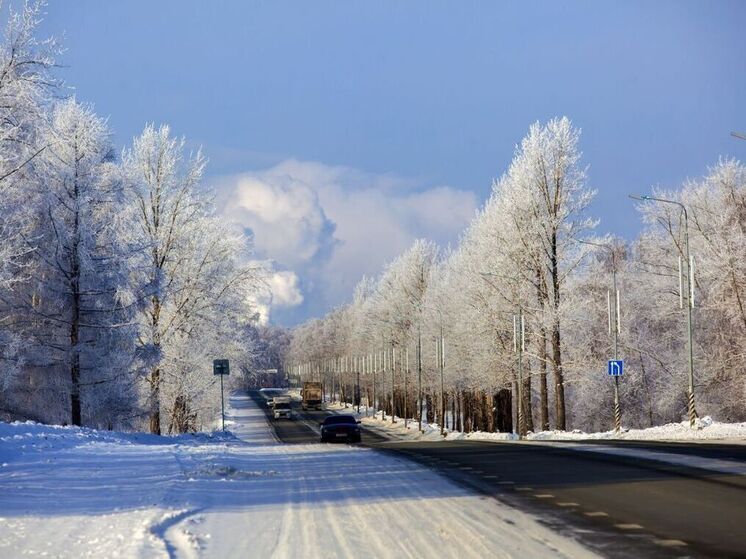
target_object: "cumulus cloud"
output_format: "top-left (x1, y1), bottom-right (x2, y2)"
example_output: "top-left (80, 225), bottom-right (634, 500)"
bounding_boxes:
top-left (227, 174), bottom-right (336, 269)
top-left (268, 270), bottom-right (304, 308)
top-left (247, 268), bottom-right (304, 326)
top-left (213, 159), bottom-right (478, 324)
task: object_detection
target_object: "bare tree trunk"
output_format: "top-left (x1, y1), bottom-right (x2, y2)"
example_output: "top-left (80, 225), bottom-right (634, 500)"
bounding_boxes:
top-left (495, 389), bottom-right (512, 432)
top-left (552, 324), bottom-right (565, 430)
top-left (551, 231), bottom-right (566, 430)
top-left (482, 392), bottom-right (490, 431)
top-left (149, 367), bottom-right (161, 434)
top-left (70, 291), bottom-right (81, 426)
top-left (451, 391), bottom-right (456, 430)
top-left (149, 295), bottom-right (162, 435)
top-left (168, 393), bottom-right (197, 434)
top-left (69, 167), bottom-right (82, 427)
top-left (523, 365), bottom-right (534, 433)
top-left (639, 351), bottom-right (654, 427)
top-left (538, 327), bottom-right (549, 431)
top-left (456, 392), bottom-right (462, 432)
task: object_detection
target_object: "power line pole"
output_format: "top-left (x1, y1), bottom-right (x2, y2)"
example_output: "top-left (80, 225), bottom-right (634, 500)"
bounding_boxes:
top-left (373, 352), bottom-right (377, 419)
top-left (417, 321), bottom-right (423, 433)
top-left (513, 309), bottom-right (525, 438)
top-left (404, 348), bottom-right (409, 429)
top-left (391, 346), bottom-right (396, 424)
top-left (610, 260), bottom-right (622, 433)
top-left (580, 239), bottom-right (623, 432)
top-left (437, 330), bottom-right (445, 436)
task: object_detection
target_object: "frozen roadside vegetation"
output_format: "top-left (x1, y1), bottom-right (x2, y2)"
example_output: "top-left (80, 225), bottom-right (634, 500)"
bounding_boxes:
top-left (327, 402), bottom-right (746, 475)
top-left (0, 395), bottom-right (596, 559)
top-left (326, 401), bottom-right (746, 443)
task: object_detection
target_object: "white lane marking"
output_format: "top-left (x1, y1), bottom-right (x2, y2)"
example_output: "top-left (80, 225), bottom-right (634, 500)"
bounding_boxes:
top-left (614, 523), bottom-right (644, 530)
top-left (654, 539), bottom-right (688, 547)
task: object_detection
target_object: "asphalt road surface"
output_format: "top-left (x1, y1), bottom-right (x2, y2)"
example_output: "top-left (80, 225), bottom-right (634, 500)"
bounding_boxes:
top-left (251, 390), bottom-right (388, 444)
top-left (253, 391), bottom-right (746, 558)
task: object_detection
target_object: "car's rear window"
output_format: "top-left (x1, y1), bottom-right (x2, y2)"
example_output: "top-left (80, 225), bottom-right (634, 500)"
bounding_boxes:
top-left (323, 416), bottom-right (356, 425)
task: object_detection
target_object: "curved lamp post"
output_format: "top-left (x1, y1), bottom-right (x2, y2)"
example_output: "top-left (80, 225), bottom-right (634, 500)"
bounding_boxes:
top-left (630, 194), bottom-right (697, 428)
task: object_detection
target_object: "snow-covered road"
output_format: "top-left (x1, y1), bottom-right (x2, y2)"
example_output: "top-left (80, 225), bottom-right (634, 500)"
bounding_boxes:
top-left (0, 394), bottom-right (595, 558)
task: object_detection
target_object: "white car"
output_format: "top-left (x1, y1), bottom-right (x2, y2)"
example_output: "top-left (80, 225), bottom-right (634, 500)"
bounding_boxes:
top-left (272, 397), bottom-right (292, 420)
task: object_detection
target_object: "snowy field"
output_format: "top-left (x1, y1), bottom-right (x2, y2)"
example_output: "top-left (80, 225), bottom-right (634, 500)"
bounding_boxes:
top-left (0, 394), bottom-right (595, 559)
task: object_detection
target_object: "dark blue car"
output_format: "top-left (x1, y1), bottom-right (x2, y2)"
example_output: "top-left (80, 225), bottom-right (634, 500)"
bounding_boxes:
top-left (320, 415), bottom-right (361, 443)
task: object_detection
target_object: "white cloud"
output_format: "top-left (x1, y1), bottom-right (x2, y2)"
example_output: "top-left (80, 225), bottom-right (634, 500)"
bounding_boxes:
top-left (214, 159), bottom-right (478, 323)
top-left (226, 174), bottom-right (335, 269)
top-left (268, 271), bottom-right (304, 308)
top-left (247, 268), bottom-right (304, 326)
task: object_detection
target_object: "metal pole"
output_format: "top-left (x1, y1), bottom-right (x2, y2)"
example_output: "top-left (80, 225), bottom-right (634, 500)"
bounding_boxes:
top-left (683, 211), bottom-right (696, 427)
top-left (220, 373), bottom-right (225, 432)
top-left (440, 328), bottom-right (446, 436)
top-left (418, 321), bottom-right (423, 432)
top-left (356, 355), bottom-right (361, 414)
top-left (612, 266), bottom-right (621, 433)
top-left (404, 348), bottom-right (409, 429)
top-left (579, 238), bottom-right (624, 433)
top-left (516, 309), bottom-right (524, 438)
top-left (391, 346), bottom-right (396, 424)
top-left (630, 195), bottom-right (697, 428)
top-left (373, 353), bottom-right (377, 419)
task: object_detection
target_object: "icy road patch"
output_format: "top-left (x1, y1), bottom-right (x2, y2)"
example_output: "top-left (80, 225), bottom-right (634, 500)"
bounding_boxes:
top-left (0, 395), bottom-right (595, 558)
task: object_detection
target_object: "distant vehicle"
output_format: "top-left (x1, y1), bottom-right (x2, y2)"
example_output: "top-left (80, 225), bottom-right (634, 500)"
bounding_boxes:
top-left (301, 382), bottom-right (323, 411)
top-left (320, 415), bottom-right (361, 443)
top-left (272, 396), bottom-right (292, 420)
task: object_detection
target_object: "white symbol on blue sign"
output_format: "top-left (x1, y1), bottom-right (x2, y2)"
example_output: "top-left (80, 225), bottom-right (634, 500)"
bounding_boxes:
top-left (607, 359), bottom-right (624, 376)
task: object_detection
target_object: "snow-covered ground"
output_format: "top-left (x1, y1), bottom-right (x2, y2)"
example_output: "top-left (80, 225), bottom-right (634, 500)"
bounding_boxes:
top-left (326, 402), bottom-right (746, 475)
top-left (325, 401), bottom-right (746, 443)
top-left (0, 394), bottom-right (596, 558)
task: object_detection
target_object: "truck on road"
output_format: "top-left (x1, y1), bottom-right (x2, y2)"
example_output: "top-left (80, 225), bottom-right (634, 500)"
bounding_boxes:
top-left (301, 382), bottom-right (323, 411)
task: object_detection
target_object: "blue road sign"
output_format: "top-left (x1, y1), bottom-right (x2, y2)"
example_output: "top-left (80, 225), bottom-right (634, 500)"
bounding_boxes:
top-left (607, 359), bottom-right (624, 376)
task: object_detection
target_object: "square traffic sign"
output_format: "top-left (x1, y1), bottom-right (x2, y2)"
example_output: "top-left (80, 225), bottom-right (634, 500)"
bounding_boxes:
top-left (607, 359), bottom-right (623, 376)
top-left (213, 359), bottom-right (230, 376)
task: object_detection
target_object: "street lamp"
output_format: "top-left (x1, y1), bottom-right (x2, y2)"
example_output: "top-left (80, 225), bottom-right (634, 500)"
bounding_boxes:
top-left (578, 239), bottom-right (622, 432)
top-left (630, 194), bottom-right (697, 427)
top-left (731, 131), bottom-right (746, 141)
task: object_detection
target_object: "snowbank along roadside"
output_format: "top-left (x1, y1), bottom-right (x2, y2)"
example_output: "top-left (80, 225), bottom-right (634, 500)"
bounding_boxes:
top-left (0, 393), bottom-right (597, 559)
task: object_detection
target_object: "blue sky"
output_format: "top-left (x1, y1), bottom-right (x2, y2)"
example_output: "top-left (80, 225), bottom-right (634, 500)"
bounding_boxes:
top-left (40, 1), bottom-right (746, 325)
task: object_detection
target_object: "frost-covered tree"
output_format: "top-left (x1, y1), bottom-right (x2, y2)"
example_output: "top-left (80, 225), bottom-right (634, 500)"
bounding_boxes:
top-left (124, 124), bottom-right (260, 434)
top-left (505, 117), bottom-right (596, 429)
top-left (0, 97), bottom-right (139, 426)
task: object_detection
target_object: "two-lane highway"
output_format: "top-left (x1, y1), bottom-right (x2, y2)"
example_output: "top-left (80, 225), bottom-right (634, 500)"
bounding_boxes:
top-left (251, 390), bottom-right (388, 444)
top-left (371, 440), bottom-right (746, 558)
top-left (253, 391), bottom-right (746, 558)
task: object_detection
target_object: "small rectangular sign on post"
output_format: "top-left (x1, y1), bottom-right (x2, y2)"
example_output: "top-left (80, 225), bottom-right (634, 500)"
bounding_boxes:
top-left (213, 359), bottom-right (230, 376)
top-left (213, 359), bottom-right (229, 433)
top-left (607, 359), bottom-right (624, 376)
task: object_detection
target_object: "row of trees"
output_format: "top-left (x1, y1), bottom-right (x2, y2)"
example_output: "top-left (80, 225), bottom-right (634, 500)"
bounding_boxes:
top-left (0, 2), bottom-right (263, 433)
top-left (287, 117), bottom-right (746, 434)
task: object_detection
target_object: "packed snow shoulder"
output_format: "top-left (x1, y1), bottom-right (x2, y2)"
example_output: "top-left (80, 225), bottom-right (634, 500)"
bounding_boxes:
top-left (0, 394), bottom-right (597, 558)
